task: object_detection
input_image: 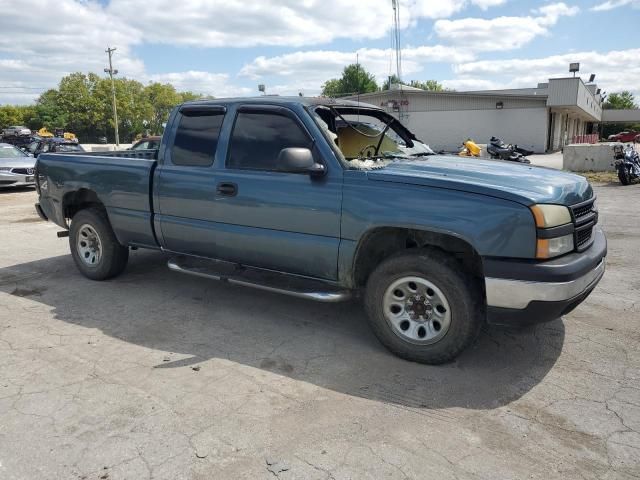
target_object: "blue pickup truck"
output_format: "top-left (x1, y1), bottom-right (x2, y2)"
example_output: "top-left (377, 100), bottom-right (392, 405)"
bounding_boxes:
top-left (35, 97), bottom-right (606, 364)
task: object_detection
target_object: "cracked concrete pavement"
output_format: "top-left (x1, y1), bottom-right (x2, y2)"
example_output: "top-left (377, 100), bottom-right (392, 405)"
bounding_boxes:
top-left (0, 183), bottom-right (639, 479)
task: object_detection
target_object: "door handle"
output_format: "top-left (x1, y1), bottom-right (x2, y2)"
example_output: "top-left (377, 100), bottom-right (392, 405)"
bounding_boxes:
top-left (216, 182), bottom-right (238, 197)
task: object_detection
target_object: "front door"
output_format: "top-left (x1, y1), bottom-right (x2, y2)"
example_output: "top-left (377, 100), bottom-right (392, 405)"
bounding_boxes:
top-left (210, 105), bottom-right (343, 280)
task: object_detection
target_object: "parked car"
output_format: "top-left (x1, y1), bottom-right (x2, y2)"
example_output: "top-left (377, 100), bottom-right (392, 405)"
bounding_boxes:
top-left (130, 136), bottom-right (161, 150)
top-left (0, 142), bottom-right (36, 187)
top-left (27, 137), bottom-right (85, 157)
top-left (0, 134), bottom-right (39, 149)
top-left (35, 97), bottom-right (606, 364)
top-left (608, 131), bottom-right (638, 142)
top-left (1, 125), bottom-right (31, 137)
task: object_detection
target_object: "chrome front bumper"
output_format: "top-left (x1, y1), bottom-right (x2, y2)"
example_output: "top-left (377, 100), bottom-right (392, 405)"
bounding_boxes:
top-left (0, 172), bottom-right (35, 186)
top-left (486, 259), bottom-right (605, 310)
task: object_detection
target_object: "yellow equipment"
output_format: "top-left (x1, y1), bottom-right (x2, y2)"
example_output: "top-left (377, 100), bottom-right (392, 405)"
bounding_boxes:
top-left (37, 127), bottom-right (54, 138)
top-left (459, 139), bottom-right (481, 157)
top-left (37, 128), bottom-right (78, 142)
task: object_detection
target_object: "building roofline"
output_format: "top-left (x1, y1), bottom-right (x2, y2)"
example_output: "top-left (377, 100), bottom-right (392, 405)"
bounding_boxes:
top-left (344, 89), bottom-right (548, 102)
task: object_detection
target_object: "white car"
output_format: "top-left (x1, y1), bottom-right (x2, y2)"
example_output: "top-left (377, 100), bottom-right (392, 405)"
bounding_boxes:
top-left (2, 125), bottom-right (32, 137)
top-left (0, 143), bottom-right (36, 187)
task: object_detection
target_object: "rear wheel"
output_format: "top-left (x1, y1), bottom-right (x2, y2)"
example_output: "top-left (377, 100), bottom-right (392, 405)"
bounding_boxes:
top-left (364, 249), bottom-right (484, 364)
top-left (69, 208), bottom-right (128, 280)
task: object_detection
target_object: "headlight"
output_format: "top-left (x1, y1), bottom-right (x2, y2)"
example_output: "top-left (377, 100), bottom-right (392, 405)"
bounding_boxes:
top-left (536, 234), bottom-right (574, 259)
top-left (530, 204), bottom-right (571, 228)
top-left (0, 167), bottom-right (12, 172)
top-left (530, 204), bottom-right (574, 259)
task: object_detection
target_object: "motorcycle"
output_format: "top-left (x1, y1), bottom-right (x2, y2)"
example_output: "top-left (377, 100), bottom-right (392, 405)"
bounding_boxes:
top-left (458, 138), bottom-right (481, 157)
top-left (487, 136), bottom-right (531, 163)
top-left (613, 144), bottom-right (640, 185)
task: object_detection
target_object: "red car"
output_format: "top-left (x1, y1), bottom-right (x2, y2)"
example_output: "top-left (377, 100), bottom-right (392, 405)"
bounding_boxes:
top-left (608, 131), bottom-right (638, 142)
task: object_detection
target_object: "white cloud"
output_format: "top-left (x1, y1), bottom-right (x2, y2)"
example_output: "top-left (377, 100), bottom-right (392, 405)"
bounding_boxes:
top-left (471, 0), bottom-right (508, 9)
top-left (146, 71), bottom-right (252, 98)
top-left (0, 0), bottom-right (507, 103)
top-left (450, 48), bottom-right (640, 97)
top-left (434, 2), bottom-right (579, 51)
top-left (239, 46), bottom-right (475, 90)
top-left (107, 0), bottom-right (416, 48)
top-left (533, 2), bottom-right (580, 25)
top-left (107, 0), bottom-right (510, 48)
top-left (590, 0), bottom-right (639, 11)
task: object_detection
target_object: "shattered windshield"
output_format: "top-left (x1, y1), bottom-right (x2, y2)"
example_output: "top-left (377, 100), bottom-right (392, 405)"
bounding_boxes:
top-left (309, 105), bottom-right (434, 170)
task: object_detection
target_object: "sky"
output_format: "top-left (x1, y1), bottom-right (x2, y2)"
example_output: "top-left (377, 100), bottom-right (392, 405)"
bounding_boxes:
top-left (0, 0), bottom-right (639, 105)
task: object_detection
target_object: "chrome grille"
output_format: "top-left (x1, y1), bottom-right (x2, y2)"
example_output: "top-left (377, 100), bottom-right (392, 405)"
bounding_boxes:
top-left (570, 198), bottom-right (597, 251)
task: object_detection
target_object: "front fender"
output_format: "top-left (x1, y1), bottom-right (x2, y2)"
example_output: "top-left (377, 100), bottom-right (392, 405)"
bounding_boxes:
top-left (340, 172), bottom-right (537, 263)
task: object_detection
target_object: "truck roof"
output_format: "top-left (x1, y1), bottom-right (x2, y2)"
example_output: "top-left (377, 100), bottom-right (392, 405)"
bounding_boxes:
top-left (180, 96), bottom-right (378, 109)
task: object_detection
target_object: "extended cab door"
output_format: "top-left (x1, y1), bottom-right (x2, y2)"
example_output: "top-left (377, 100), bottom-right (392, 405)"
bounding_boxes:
top-left (154, 105), bottom-right (227, 255)
top-left (211, 104), bottom-right (343, 280)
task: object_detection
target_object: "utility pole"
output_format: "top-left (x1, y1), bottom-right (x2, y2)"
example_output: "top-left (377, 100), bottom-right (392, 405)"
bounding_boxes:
top-left (104, 47), bottom-right (120, 147)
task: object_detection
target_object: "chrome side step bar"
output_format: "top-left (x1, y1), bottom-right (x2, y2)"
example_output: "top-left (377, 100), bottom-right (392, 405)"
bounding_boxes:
top-left (167, 256), bottom-right (351, 303)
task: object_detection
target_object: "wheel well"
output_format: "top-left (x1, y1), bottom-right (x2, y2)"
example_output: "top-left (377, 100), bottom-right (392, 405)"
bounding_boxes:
top-left (62, 189), bottom-right (106, 223)
top-left (352, 227), bottom-right (483, 287)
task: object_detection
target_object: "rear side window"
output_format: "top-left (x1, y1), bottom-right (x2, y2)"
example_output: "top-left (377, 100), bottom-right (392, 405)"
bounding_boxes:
top-left (172, 111), bottom-right (224, 166)
top-left (227, 111), bottom-right (312, 171)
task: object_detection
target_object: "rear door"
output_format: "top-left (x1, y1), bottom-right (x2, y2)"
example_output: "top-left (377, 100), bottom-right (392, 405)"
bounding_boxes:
top-left (155, 105), bottom-right (227, 255)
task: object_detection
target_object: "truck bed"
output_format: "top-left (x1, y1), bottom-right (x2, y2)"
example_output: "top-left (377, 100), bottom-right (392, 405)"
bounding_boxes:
top-left (36, 151), bottom-right (159, 248)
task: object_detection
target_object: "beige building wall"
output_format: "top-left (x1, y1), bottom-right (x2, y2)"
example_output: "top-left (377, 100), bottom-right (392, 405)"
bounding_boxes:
top-left (401, 107), bottom-right (549, 153)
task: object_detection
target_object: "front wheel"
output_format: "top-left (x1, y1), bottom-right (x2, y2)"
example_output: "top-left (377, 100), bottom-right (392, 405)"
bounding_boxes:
top-left (69, 208), bottom-right (129, 280)
top-left (618, 166), bottom-right (631, 185)
top-left (364, 250), bottom-right (484, 364)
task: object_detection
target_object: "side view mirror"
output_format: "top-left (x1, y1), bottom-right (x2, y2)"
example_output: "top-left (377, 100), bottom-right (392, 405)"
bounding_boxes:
top-left (276, 147), bottom-right (325, 176)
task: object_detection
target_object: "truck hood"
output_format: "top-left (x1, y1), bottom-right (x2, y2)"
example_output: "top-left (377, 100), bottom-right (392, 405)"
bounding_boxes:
top-left (367, 155), bottom-right (593, 206)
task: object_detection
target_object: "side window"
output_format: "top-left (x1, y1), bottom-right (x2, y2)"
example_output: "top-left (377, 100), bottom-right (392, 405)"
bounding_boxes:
top-left (227, 111), bottom-right (312, 171)
top-left (172, 111), bottom-right (224, 166)
top-left (28, 142), bottom-right (38, 153)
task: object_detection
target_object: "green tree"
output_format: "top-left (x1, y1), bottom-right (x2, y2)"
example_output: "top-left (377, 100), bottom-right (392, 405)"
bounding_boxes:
top-left (143, 82), bottom-right (183, 135)
top-left (321, 64), bottom-right (379, 97)
top-left (180, 91), bottom-right (203, 102)
top-left (3, 72), bottom-right (205, 143)
top-left (409, 79), bottom-right (447, 92)
top-left (320, 79), bottom-right (343, 97)
top-left (381, 77), bottom-right (450, 92)
top-left (0, 105), bottom-right (24, 129)
top-left (604, 91), bottom-right (637, 110)
top-left (382, 74), bottom-right (401, 90)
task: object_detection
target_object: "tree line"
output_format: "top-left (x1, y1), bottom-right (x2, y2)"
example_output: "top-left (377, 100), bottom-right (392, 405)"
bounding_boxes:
top-left (321, 64), bottom-right (450, 97)
top-left (0, 72), bottom-right (202, 143)
top-left (2, 66), bottom-right (637, 143)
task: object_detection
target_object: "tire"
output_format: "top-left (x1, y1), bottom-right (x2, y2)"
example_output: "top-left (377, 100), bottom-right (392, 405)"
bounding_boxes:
top-left (618, 166), bottom-right (631, 186)
top-left (364, 249), bottom-right (484, 364)
top-left (69, 207), bottom-right (129, 280)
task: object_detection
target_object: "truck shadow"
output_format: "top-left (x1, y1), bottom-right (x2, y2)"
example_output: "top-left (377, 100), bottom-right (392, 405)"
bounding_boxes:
top-left (0, 250), bottom-right (564, 410)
